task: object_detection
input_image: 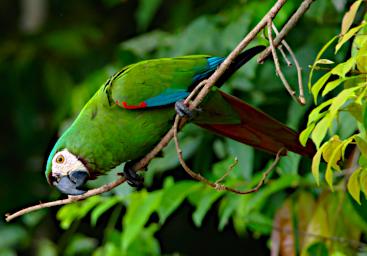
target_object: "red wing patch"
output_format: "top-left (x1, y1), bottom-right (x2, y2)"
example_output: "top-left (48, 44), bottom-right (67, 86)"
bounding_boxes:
top-left (116, 100), bottom-right (148, 109)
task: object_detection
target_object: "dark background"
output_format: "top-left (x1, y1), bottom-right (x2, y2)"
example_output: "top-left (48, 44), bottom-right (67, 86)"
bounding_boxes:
top-left (0, 0), bottom-right (356, 255)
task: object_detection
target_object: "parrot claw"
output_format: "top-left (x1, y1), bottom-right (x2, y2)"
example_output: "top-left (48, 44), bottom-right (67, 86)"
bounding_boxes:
top-left (175, 100), bottom-right (200, 119)
top-left (123, 161), bottom-right (144, 188)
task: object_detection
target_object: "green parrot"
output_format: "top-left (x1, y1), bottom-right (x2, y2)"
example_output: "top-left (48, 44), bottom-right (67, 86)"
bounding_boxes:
top-left (45, 46), bottom-right (315, 195)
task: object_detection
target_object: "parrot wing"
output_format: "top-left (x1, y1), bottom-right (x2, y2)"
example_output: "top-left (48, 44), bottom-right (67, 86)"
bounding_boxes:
top-left (103, 46), bottom-right (266, 109)
top-left (104, 55), bottom-right (218, 109)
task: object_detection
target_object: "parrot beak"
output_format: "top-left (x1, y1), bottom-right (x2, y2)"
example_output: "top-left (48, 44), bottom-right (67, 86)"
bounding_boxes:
top-left (53, 169), bottom-right (89, 195)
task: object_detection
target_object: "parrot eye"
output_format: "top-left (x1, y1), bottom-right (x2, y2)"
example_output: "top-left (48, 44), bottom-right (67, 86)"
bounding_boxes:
top-left (56, 155), bottom-right (65, 164)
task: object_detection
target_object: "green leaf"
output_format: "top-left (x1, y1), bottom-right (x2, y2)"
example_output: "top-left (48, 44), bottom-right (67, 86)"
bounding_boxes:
top-left (307, 98), bottom-right (333, 125)
top-left (306, 242), bottom-right (329, 256)
top-left (322, 135), bottom-right (341, 164)
top-left (57, 196), bottom-right (102, 229)
top-left (91, 197), bottom-right (120, 226)
top-left (359, 155), bottom-right (367, 168)
top-left (359, 168), bottom-right (367, 199)
top-left (278, 152), bottom-right (301, 175)
top-left (363, 100), bottom-right (367, 129)
top-left (308, 35), bottom-right (338, 90)
top-left (312, 143), bottom-right (328, 185)
top-left (321, 78), bottom-right (343, 97)
top-left (247, 212), bottom-right (273, 234)
top-left (36, 239), bottom-right (58, 256)
top-left (311, 113), bottom-right (333, 149)
top-left (64, 234), bottom-right (98, 256)
top-left (356, 42), bottom-right (367, 72)
top-left (122, 190), bottom-right (162, 250)
top-left (191, 188), bottom-right (224, 227)
top-left (125, 224), bottom-right (161, 256)
top-left (348, 167), bottom-right (362, 204)
top-left (340, 0), bottom-right (363, 36)
top-left (355, 136), bottom-right (367, 157)
top-left (300, 122), bottom-right (316, 146)
top-left (218, 195), bottom-right (240, 231)
top-left (336, 22), bottom-right (367, 53)
top-left (311, 72), bottom-right (332, 103)
top-left (330, 57), bottom-right (356, 78)
top-left (347, 102), bottom-right (363, 122)
top-left (158, 181), bottom-right (199, 224)
top-left (315, 59), bottom-right (334, 65)
top-left (325, 165), bottom-right (334, 190)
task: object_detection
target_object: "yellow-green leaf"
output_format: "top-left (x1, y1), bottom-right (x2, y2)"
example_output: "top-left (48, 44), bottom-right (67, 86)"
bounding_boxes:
top-left (312, 144), bottom-right (327, 185)
top-left (359, 168), bottom-right (367, 198)
top-left (347, 102), bottom-right (362, 122)
top-left (341, 136), bottom-right (355, 161)
top-left (322, 135), bottom-right (341, 164)
top-left (309, 36), bottom-right (338, 90)
top-left (322, 80), bottom-right (343, 98)
top-left (325, 166), bottom-right (334, 190)
top-left (329, 86), bottom-right (359, 114)
top-left (307, 99), bottom-right (333, 126)
top-left (311, 113), bottom-right (333, 149)
top-left (347, 167), bottom-right (362, 204)
top-left (330, 57), bottom-right (356, 78)
top-left (363, 100), bottom-right (367, 129)
top-left (355, 136), bottom-right (367, 157)
top-left (299, 122), bottom-right (315, 147)
top-left (325, 140), bottom-right (344, 173)
top-left (311, 72), bottom-right (332, 103)
top-left (336, 22), bottom-right (367, 53)
top-left (340, 0), bottom-right (363, 36)
top-left (315, 59), bottom-right (335, 65)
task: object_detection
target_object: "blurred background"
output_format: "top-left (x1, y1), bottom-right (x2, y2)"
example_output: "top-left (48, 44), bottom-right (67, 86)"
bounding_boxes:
top-left (0, 0), bottom-right (364, 255)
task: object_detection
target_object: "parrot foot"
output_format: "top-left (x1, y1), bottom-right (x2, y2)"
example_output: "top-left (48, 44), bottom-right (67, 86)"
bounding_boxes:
top-left (123, 161), bottom-right (144, 188)
top-left (175, 100), bottom-right (200, 119)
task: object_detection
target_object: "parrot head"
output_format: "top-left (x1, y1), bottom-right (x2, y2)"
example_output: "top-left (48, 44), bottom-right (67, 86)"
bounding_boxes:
top-left (46, 149), bottom-right (89, 195)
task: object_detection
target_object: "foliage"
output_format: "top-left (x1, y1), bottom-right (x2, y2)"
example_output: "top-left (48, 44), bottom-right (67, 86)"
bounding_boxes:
top-left (2, 0), bottom-right (367, 255)
top-left (301, 1), bottom-right (367, 202)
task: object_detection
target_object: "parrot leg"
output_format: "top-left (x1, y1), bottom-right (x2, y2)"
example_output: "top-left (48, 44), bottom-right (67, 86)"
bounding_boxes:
top-left (175, 100), bottom-right (201, 118)
top-left (123, 161), bottom-right (144, 188)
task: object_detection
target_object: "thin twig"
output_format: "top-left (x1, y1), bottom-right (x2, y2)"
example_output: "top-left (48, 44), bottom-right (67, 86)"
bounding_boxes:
top-left (272, 24), bottom-right (306, 104)
top-left (258, 0), bottom-right (316, 63)
top-left (278, 45), bottom-right (292, 66)
top-left (215, 157), bottom-right (238, 184)
top-left (268, 19), bottom-right (301, 104)
top-left (5, 176), bottom-right (126, 222)
top-left (173, 114), bottom-right (286, 194)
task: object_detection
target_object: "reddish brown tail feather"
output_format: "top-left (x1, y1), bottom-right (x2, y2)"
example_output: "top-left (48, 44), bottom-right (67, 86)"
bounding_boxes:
top-left (199, 91), bottom-right (316, 157)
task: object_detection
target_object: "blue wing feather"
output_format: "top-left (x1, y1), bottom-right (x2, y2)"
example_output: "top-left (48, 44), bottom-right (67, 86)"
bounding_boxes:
top-left (145, 89), bottom-right (189, 107)
top-left (193, 57), bottom-right (224, 83)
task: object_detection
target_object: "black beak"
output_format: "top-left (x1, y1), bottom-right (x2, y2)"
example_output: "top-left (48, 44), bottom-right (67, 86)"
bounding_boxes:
top-left (53, 170), bottom-right (89, 195)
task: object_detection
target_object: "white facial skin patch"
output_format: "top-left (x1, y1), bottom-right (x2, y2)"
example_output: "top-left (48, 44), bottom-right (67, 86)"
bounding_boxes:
top-left (52, 149), bottom-right (87, 179)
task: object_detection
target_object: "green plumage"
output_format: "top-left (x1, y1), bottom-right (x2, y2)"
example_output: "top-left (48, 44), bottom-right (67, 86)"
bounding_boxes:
top-left (46, 56), bottom-right (213, 178)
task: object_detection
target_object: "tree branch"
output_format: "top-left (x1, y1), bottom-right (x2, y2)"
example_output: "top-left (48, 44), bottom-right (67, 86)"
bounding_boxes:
top-left (173, 112), bottom-right (286, 194)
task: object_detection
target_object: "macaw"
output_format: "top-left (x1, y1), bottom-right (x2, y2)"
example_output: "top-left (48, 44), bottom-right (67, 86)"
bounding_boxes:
top-left (45, 45), bottom-right (315, 195)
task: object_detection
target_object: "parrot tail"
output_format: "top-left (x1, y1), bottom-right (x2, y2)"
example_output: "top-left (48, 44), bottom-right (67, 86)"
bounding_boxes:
top-left (198, 91), bottom-right (316, 158)
top-left (214, 45), bottom-right (266, 88)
